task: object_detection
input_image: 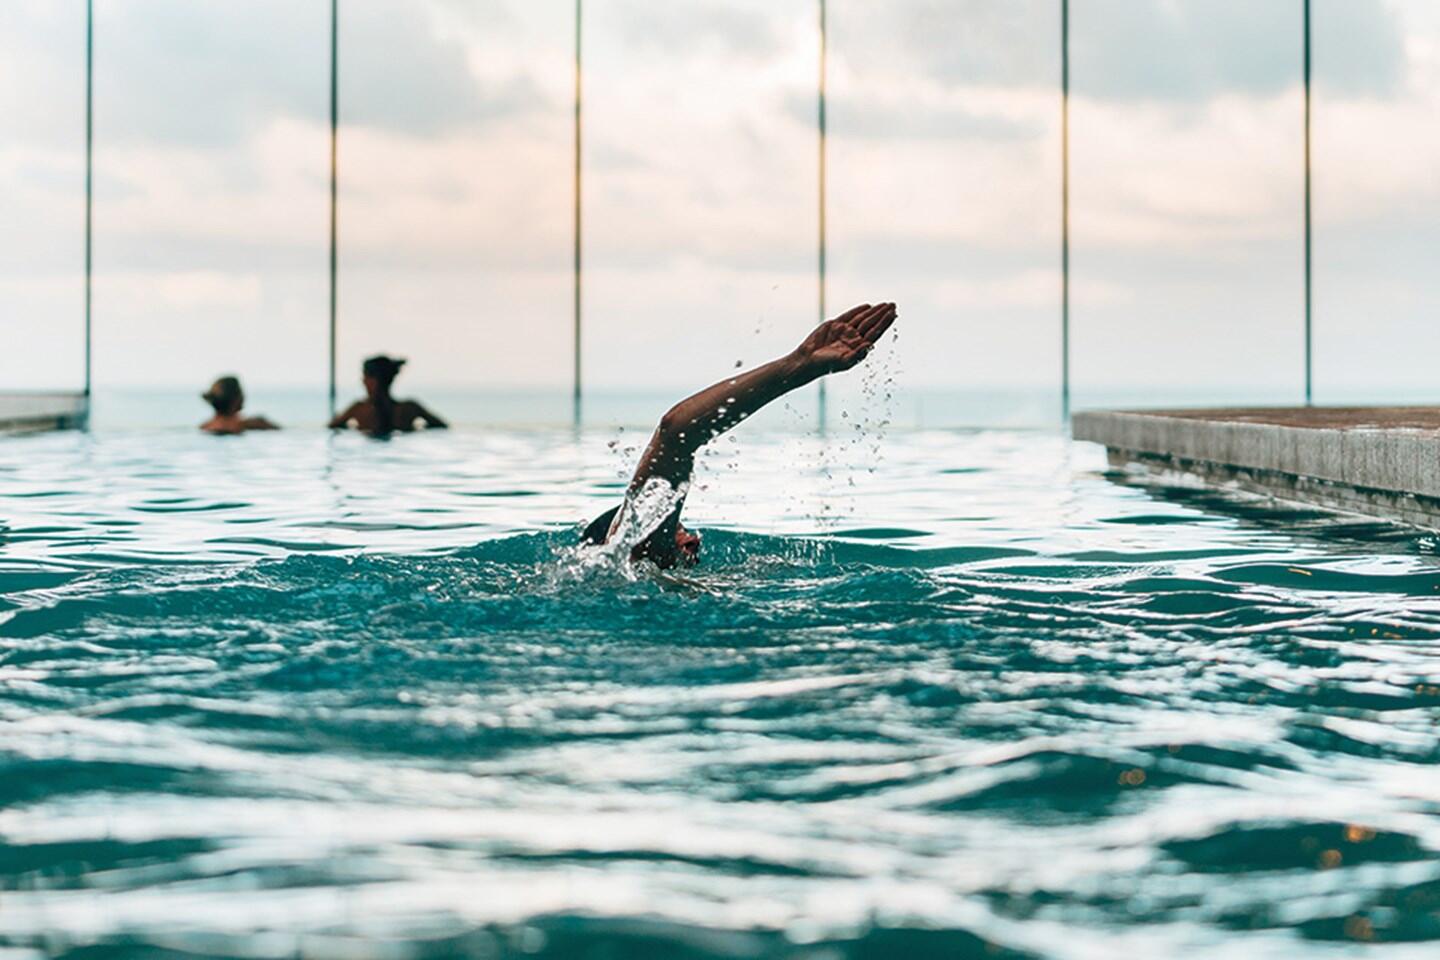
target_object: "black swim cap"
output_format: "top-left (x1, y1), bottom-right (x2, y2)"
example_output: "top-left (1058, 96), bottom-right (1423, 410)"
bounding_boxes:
top-left (363, 355), bottom-right (406, 382)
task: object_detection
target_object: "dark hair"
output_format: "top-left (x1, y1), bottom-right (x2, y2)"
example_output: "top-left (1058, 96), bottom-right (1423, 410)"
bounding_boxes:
top-left (202, 376), bottom-right (243, 415)
top-left (363, 355), bottom-right (406, 384)
top-left (362, 355), bottom-right (406, 434)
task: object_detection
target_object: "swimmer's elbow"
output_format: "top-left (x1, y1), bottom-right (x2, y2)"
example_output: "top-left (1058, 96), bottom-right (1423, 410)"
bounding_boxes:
top-left (657, 406), bottom-right (703, 457)
top-left (639, 406), bottom-right (700, 485)
top-left (657, 405), bottom-right (686, 441)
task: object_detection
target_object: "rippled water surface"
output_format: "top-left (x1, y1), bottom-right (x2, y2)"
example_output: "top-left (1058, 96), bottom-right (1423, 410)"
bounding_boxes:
top-left (4, 428), bottom-right (1440, 959)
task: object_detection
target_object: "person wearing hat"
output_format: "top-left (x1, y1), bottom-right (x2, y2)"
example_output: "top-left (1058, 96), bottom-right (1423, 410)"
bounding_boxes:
top-left (329, 355), bottom-right (448, 436)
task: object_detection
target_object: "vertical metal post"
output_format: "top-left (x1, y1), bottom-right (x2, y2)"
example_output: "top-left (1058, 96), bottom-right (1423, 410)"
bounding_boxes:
top-left (1303, 0), bottom-right (1313, 406)
top-left (1060, 0), bottom-right (1071, 425)
top-left (573, 0), bottom-right (583, 426)
top-left (328, 0), bottom-right (339, 418)
top-left (84, 0), bottom-right (93, 407)
top-left (817, 0), bottom-right (828, 428)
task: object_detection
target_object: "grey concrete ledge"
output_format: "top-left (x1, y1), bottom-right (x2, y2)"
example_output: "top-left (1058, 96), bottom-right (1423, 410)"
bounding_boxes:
top-left (1073, 407), bottom-right (1440, 528)
top-left (0, 392), bottom-right (88, 434)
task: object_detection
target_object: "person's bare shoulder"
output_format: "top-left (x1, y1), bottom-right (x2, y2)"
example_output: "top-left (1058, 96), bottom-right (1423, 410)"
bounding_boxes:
top-left (201, 417), bottom-right (241, 435)
top-left (398, 399), bottom-right (447, 430)
top-left (329, 401), bottom-right (364, 429)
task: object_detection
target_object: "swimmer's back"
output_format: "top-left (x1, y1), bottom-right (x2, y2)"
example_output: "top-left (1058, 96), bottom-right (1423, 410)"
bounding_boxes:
top-left (331, 399), bottom-right (447, 433)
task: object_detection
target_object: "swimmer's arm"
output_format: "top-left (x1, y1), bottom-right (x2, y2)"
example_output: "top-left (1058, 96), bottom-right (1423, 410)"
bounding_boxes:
top-left (631, 302), bottom-right (897, 489)
top-left (328, 403), bottom-right (361, 429)
top-left (410, 402), bottom-right (448, 429)
top-left (243, 416), bottom-right (280, 431)
top-left (630, 354), bottom-right (807, 489)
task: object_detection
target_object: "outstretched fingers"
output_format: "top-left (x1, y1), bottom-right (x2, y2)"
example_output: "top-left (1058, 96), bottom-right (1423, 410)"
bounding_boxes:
top-left (856, 302), bottom-right (897, 344)
top-left (831, 303), bottom-right (872, 327)
top-left (841, 304), bottom-right (881, 337)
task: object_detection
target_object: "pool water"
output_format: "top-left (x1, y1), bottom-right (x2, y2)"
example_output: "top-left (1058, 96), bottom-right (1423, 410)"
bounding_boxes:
top-left (3, 427), bottom-right (1440, 959)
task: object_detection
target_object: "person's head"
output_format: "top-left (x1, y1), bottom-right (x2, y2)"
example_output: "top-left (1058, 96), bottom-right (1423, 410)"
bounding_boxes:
top-left (672, 522), bottom-right (702, 566)
top-left (581, 507), bottom-right (702, 567)
top-left (634, 520), bottom-right (701, 568)
top-left (202, 376), bottom-right (244, 416)
top-left (362, 355), bottom-right (406, 399)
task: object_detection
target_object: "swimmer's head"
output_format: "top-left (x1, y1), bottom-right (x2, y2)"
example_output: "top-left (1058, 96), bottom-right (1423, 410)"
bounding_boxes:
top-left (362, 355), bottom-right (406, 397)
top-left (583, 505), bottom-right (700, 568)
top-left (675, 522), bottom-right (701, 565)
top-left (202, 376), bottom-right (244, 415)
top-left (633, 521), bottom-right (701, 568)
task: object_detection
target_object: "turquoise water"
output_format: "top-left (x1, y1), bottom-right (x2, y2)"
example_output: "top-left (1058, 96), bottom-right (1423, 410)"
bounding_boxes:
top-left (4, 427), bottom-right (1440, 959)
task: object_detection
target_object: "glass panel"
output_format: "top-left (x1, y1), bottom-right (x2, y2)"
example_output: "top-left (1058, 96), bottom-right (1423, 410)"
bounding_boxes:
top-left (1069, 0), bottom-right (1306, 412)
top-left (1313, 0), bottom-right (1440, 404)
top-left (582, 0), bottom-right (818, 429)
top-left (0, 2), bottom-right (87, 391)
top-left (336, 0), bottom-right (573, 426)
top-left (828, 0), bottom-right (1062, 428)
top-left (90, 0), bottom-right (330, 427)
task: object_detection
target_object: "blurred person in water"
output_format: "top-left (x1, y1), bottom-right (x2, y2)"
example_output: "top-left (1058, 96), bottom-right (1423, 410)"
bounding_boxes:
top-left (199, 376), bottom-right (280, 435)
top-left (329, 355), bottom-right (448, 436)
top-left (583, 302), bottom-right (898, 568)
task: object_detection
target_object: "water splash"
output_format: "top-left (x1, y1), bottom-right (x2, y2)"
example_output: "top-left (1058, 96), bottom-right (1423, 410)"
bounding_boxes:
top-left (550, 476), bottom-right (690, 583)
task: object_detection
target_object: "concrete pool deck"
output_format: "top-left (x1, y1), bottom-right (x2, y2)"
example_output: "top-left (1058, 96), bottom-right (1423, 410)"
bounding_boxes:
top-left (0, 392), bottom-right (88, 434)
top-left (1073, 406), bottom-right (1440, 528)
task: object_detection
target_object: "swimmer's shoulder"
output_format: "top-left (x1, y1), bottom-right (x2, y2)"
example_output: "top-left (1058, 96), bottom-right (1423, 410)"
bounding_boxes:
top-left (582, 505), bottom-right (621, 545)
top-left (329, 400), bottom-right (369, 429)
top-left (396, 398), bottom-right (447, 430)
top-left (201, 416), bottom-right (241, 435)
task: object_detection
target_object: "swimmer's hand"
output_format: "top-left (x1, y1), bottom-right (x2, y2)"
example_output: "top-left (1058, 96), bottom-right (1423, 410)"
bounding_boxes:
top-left (624, 300), bottom-right (898, 503)
top-left (794, 302), bottom-right (898, 375)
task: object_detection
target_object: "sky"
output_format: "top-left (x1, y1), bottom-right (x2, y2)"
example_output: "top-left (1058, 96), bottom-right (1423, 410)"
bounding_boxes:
top-left (2, 0), bottom-right (1438, 423)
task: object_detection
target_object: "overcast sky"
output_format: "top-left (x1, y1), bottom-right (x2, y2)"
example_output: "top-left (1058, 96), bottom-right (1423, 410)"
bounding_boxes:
top-left (2, 0), bottom-right (1437, 420)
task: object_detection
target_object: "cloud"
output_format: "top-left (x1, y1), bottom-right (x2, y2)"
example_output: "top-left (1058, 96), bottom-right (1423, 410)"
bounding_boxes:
top-left (1073, 0), bottom-right (1403, 102)
top-left (831, 0), bottom-right (1403, 102)
top-left (340, 4), bottom-right (549, 136)
top-left (80, 0), bottom-right (549, 148)
top-left (2, 0), bottom-right (1436, 399)
top-left (0, 3), bottom-right (86, 149)
top-left (840, 0), bottom-right (1057, 89)
top-left (1068, 93), bottom-right (1306, 248)
top-left (606, 0), bottom-right (785, 61)
top-left (797, 92), bottom-right (1042, 143)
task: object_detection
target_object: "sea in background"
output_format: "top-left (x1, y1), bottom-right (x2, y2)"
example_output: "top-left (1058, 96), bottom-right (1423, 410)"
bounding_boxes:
top-left (90, 385), bottom-right (1063, 432)
top-left (90, 381), bottom-right (1440, 433)
top-left (82, 381), bottom-right (1440, 434)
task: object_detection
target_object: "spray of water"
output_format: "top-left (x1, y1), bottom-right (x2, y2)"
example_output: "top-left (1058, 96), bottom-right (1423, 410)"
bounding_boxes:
top-left (550, 476), bottom-right (690, 583)
top-left (797, 321), bottom-right (901, 534)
